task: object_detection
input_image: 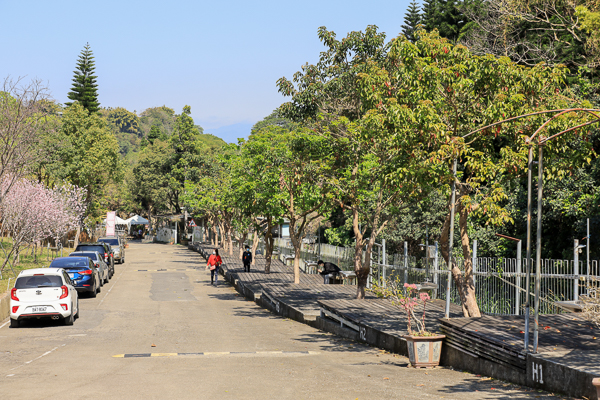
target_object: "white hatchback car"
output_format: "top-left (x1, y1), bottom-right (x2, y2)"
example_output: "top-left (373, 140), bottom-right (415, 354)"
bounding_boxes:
top-left (10, 268), bottom-right (79, 328)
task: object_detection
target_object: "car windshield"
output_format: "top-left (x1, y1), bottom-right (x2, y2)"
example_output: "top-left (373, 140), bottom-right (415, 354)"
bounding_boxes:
top-left (100, 238), bottom-right (119, 245)
top-left (15, 275), bottom-right (63, 288)
top-left (49, 258), bottom-right (89, 268)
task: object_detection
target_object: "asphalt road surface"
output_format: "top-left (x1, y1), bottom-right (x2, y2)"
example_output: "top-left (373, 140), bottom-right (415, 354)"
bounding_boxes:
top-left (0, 242), bottom-right (572, 399)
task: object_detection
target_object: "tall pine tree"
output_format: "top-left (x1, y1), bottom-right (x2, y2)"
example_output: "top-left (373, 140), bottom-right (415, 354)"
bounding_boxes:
top-left (66, 43), bottom-right (100, 113)
top-left (401, 1), bottom-right (423, 42)
top-left (422, 0), bottom-right (468, 42)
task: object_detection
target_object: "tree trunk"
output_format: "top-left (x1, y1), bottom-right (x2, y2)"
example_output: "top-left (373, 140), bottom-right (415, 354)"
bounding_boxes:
top-left (266, 235), bottom-right (274, 274)
top-left (227, 223), bottom-right (233, 256)
top-left (440, 193), bottom-right (481, 318)
top-left (351, 208), bottom-right (369, 298)
top-left (289, 219), bottom-right (303, 284)
top-left (251, 230), bottom-right (259, 267)
top-left (457, 202), bottom-right (481, 317)
top-left (264, 217), bottom-right (273, 273)
top-left (238, 232), bottom-right (247, 259)
top-left (74, 225), bottom-right (81, 249)
top-left (218, 222), bottom-right (226, 251)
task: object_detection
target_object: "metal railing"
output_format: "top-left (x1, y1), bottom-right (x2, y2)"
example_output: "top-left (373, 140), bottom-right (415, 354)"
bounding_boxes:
top-left (271, 237), bottom-right (599, 316)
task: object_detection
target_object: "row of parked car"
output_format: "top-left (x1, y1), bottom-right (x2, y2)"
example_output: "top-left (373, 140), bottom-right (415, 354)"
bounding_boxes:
top-left (9, 236), bottom-right (126, 328)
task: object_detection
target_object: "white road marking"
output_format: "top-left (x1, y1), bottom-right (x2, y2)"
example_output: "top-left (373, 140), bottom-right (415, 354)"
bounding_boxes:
top-left (10, 344), bottom-right (66, 371)
top-left (0, 320), bottom-right (9, 330)
top-left (98, 263), bottom-right (127, 307)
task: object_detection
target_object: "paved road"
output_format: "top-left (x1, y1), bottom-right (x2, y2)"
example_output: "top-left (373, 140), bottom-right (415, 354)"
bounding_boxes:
top-left (0, 242), bottom-right (571, 399)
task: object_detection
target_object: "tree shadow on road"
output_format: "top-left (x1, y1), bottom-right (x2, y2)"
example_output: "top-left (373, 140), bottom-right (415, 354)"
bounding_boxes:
top-left (434, 376), bottom-right (570, 400)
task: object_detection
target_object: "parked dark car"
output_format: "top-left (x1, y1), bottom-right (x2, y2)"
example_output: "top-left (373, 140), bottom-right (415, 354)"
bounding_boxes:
top-left (48, 256), bottom-right (101, 297)
top-left (75, 242), bottom-right (114, 278)
top-left (98, 236), bottom-right (125, 264)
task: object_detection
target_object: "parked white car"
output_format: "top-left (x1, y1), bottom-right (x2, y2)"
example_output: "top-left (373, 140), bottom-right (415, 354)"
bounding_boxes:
top-left (10, 268), bottom-right (79, 328)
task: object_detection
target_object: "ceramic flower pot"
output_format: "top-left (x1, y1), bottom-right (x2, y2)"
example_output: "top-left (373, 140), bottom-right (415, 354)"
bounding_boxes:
top-left (592, 377), bottom-right (600, 399)
top-left (403, 334), bottom-right (446, 368)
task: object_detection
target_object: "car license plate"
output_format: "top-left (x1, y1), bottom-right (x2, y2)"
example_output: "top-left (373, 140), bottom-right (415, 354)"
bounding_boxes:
top-left (68, 273), bottom-right (76, 278)
top-left (31, 306), bottom-right (47, 313)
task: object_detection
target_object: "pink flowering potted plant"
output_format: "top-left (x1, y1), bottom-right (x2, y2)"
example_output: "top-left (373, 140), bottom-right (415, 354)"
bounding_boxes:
top-left (371, 279), bottom-right (445, 368)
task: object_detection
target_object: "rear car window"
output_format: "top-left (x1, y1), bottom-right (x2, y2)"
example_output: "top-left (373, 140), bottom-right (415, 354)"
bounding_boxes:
top-left (75, 245), bottom-right (105, 254)
top-left (100, 238), bottom-right (119, 245)
top-left (50, 258), bottom-right (89, 268)
top-left (73, 252), bottom-right (100, 261)
top-left (16, 275), bottom-right (63, 288)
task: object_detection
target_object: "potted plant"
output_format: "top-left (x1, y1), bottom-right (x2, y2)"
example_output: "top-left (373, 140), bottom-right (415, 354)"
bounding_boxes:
top-left (371, 278), bottom-right (445, 368)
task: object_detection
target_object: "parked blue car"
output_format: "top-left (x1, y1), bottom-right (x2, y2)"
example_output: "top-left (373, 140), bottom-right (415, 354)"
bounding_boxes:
top-left (48, 257), bottom-right (101, 297)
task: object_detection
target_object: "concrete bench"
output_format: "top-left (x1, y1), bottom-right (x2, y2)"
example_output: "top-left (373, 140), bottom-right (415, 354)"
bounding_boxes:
top-left (338, 270), bottom-right (357, 285)
top-left (415, 282), bottom-right (438, 299)
top-left (280, 255), bottom-right (295, 266)
top-left (303, 261), bottom-right (319, 274)
top-left (555, 300), bottom-right (583, 313)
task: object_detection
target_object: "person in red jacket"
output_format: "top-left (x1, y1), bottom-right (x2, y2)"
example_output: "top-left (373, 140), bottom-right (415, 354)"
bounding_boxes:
top-left (206, 249), bottom-right (222, 286)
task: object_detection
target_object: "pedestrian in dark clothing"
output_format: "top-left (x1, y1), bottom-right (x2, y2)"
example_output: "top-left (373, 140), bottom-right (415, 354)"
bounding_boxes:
top-left (206, 249), bottom-right (222, 286)
top-left (242, 246), bottom-right (252, 272)
top-left (317, 260), bottom-right (341, 284)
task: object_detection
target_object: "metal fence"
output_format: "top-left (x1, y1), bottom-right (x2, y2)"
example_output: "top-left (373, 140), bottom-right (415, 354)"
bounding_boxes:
top-left (272, 237), bottom-right (599, 316)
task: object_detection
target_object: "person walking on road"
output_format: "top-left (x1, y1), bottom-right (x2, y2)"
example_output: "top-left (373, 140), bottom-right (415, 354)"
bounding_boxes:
top-left (317, 260), bottom-right (341, 284)
top-left (242, 245), bottom-right (252, 272)
top-left (206, 249), bottom-right (222, 286)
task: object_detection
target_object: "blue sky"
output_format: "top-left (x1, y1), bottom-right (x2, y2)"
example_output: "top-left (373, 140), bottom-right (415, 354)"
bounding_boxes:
top-left (0, 0), bottom-right (414, 143)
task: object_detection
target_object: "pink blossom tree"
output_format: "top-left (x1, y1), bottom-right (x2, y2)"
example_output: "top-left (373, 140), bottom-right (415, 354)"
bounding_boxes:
top-left (0, 178), bottom-right (86, 276)
top-left (0, 77), bottom-right (57, 201)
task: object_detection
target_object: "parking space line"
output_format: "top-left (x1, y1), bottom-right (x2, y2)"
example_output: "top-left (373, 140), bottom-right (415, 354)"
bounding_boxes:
top-left (9, 344), bottom-right (66, 372)
top-left (98, 262), bottom-right (127, 307)
top-left (113, 351), bottom-right (319, 358)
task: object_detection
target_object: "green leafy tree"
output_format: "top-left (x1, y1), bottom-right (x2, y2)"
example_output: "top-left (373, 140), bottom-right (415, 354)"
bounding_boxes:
top-left (250, 109), bottom-right (298, 138)
top-left (365, 30), bottom-right (594, 316)
top-left (52, 103), bottom-right (121, 238)
top-left (146, 125), bottom-right (166, 145)
top-left (402, 1), bottom-right (423, 42)
top-left (66, 43), bottom-right (100, 113)
top-left (130, 140), bottom-right (173, 228)
top-left (139, 106), bottom-right (176, 136)
top-left (241, 126), bottom-right (330, 282)
top-left (278, 26), bottom-right (441, 297)
top-left (227, 138), bottom-right (285, 272)
top-left (105, 107), bottom-right (141, 136)
top-left (166, 106), bottom-right (204, 213)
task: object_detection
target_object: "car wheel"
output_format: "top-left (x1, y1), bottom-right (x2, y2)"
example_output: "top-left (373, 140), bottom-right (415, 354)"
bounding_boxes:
top-left (74, 299), bottom-right (80, 319)
top-left (121, 256), bottom-right (125, 264)
top-left (104, 274), bottom-right (109, 284)
top-left (10, 318), bottom-right (19, 328)
top-left (64, 309), bottom-right (74, 326)
top-left (90, 283), bottom-right (97, 298)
